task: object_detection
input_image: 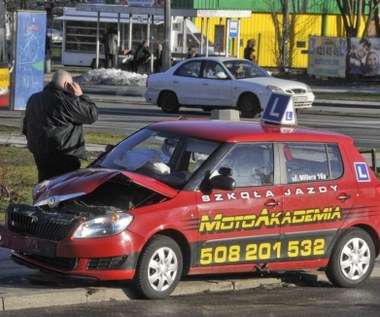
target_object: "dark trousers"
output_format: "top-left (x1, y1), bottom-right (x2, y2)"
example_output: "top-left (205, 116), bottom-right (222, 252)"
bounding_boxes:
top-left (105, 54), bottom-right (116, 68)
top-left (33, 153), bottom-right (81, 183)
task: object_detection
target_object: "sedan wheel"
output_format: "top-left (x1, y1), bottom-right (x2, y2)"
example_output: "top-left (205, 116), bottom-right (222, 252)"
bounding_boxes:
top-left (133, 235), bottom-right (183, 299)
top-left (158, 91), bottom-right (180, 113)
top-left (326, 228), bottom-right (375, 287)
top-left (238, 94), bottom-right (261, 118)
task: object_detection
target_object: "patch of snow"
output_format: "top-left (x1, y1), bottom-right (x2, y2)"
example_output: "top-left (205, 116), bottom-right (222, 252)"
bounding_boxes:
top-left (75, 68), bottom-right (147, 86)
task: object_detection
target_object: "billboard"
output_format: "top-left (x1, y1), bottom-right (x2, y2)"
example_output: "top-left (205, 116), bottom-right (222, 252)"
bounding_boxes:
top-left (307, 36), bottom-right (346, 78)
top-left (13, 11), bottom-right (46, 111)
top-left (308, 36), bottom-right (380, 78)
top-left (348, 37), bottom-right (380, 77)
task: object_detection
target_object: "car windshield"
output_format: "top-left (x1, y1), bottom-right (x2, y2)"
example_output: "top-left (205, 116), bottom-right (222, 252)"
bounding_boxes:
top-left (91, 127), bottom-right (220, 189)
top-left (223, 60), bottom-right (269, 79)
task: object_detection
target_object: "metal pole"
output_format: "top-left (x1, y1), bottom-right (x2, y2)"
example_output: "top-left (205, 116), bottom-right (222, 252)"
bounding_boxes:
top-left (96, 11), bottom-right (100, 68)
top-left (163, 0), bottom-right (172, 71)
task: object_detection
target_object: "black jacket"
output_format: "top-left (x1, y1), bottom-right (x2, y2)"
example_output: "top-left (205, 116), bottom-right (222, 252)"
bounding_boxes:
top-left (22, 82), bottom-right (98, 159)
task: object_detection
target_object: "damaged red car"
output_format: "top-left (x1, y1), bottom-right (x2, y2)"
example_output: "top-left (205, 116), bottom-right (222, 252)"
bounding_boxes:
top-left (1, 119), bottom-right (380, 299)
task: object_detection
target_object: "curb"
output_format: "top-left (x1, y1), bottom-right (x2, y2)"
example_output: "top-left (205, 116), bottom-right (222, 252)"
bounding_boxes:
top-left (1, 265), bottom-right (380, 311)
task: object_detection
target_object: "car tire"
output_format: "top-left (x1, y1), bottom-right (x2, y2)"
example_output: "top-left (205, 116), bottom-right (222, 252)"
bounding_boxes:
top-left (133, 235), bottom-right (183, 299)
top-left (158, 91), bottom-right (180, 113)
top-left (325, 228), bottom-right (375, 288)
top-left (238, 93), bottom-right (261, 118)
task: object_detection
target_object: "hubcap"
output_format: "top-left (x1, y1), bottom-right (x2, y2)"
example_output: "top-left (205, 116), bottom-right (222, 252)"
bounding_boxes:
top-left (340, 237), bottom-right (371, 280)
top-left (148, 247), bottom-right (178, 291)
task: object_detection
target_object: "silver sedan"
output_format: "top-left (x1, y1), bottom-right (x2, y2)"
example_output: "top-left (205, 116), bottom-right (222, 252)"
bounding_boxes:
top-left (145, 57), bottom-right (315, 118)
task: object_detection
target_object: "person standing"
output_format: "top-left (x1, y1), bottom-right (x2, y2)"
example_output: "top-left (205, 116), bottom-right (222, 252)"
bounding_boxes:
top-left (154, 43), bottom-right (163, 73)
top-left (186, 47), bottom-right (198, 59)
top-left (22, 70), bottom-right (98, 183)
top-left (244, 39), bottom-right (256, 63)
top-left (103, 27), bottom-right (118, 69)
top-left (132, 40), bottom-right (151, 73)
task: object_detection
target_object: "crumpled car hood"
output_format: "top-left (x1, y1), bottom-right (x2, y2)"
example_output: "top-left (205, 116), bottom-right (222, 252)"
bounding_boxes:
top-left (33, 168), bottom-right (178, 206)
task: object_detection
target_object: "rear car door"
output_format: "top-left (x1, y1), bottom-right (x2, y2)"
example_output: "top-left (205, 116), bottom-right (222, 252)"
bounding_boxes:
top-left (193, 143), bottom-right (284, 273)
top-left (278, 142), bottom-right (358, 263)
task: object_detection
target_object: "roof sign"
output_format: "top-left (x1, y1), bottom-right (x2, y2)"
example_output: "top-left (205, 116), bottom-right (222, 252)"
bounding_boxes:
top-left (261, 93), bottom-right (297, 126)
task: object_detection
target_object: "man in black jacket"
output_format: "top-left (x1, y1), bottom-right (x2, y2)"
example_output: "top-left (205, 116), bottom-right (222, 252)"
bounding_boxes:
top-left (23, 70), bottom-right (98, 183)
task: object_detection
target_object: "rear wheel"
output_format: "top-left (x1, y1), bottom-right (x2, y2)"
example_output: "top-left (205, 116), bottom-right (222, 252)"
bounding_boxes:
top-left (133, 235), bottom-right (183, 299)
top-left (326, 228), bottom-right (375, 288)
top-left (158, 91), bottom-right (180, 113)
top-left (238, 94), bottom-right (261, 118)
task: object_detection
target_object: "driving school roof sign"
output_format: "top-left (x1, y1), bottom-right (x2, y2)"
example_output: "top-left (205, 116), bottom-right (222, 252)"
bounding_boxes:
top-left (261, 93), bottom-right (297, 126)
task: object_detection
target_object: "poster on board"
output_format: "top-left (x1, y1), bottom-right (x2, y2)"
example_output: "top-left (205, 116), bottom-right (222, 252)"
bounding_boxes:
top-left (307, 36), bottom-right (346, 78)
top-left (348, 37), bottom-right (380, 77)
top-left (13, 11), bottom-right (46, 111)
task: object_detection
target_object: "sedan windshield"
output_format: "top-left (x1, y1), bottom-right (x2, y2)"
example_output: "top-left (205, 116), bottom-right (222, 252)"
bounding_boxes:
top-left (92, 128), bottom-right (220, 189)
top-left (223, 60), bottom-right (269, 79)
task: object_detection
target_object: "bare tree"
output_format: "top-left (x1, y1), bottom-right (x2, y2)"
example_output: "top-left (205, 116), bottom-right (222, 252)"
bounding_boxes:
top-left (266, 0), bottom-right (319, 73)
top-left (336, 0), bottom-right (380, 37)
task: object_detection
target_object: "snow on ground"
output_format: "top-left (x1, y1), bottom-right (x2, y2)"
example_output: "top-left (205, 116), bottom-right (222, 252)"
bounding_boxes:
top-left (75, 68), bottom-right (148, 86)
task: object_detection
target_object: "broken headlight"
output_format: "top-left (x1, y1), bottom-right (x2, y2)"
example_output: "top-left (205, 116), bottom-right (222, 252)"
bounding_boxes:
top-left (73, 213), bottom-right (133, 238)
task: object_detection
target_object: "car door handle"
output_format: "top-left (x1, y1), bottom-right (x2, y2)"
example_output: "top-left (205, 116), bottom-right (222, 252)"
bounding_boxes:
top-left (202, 83), bottom-right (209, 86)
top-left (265, 200), bottom-right (280, 207)
top-left (337, 193), bottom-right (351, 201)
top-left (173, 80), bottom-right (179, 84)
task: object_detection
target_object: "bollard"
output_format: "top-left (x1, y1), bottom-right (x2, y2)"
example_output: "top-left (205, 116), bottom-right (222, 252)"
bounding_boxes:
top-left (210, 109), bottom-right (240, 121)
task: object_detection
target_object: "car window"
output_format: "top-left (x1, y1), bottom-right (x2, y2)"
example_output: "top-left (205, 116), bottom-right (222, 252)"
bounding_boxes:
top-left (174, 61), bottom-right (202, 78)
top-left (94, 128), bottom-right (220, 189)
top-left (214, 143), bottom-right (274, 187)
top-left (282, 143), bottom-right (343, 184)
top-left (202, 61), bottom-right (227, 79)
top-left (223, 60), bottom-right (269, 79)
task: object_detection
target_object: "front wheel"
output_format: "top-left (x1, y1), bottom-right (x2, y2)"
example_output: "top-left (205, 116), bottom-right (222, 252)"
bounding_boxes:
top-left (133, 235), bottom-right (183, 299)
top-left (238, 94), bottom-right (261, 118)
top-left (158, 91), bottom-right (180, 113)
top-left (326, 228), bottom-right (375, 288)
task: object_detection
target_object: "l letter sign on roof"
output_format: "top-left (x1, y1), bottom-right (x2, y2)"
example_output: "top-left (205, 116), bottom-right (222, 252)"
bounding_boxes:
top-left (261, 93), bottom-right (297, 126)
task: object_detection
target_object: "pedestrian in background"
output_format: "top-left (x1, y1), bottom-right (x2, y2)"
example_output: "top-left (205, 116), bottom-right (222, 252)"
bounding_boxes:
top-left (186, 47), bottom-right (198, 59)
top-left (22, 70), bottom-right (98, 183)
top-left (154, 43), bottom-right (163, 73)
top-left (132, 40), bottom-right (151, 73)
top-left (244, 39), bottom-right (256, 63)
top-left (103, 27), bottom-right (118, 68)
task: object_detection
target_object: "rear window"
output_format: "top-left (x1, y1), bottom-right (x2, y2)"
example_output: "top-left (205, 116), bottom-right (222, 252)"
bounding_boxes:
top-left (282, 143), bottom-right (343, 184)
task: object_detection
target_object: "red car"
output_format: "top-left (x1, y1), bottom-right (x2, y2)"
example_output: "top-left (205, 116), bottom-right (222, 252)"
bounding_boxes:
top-left (1, 119), bottom-right (380, 299)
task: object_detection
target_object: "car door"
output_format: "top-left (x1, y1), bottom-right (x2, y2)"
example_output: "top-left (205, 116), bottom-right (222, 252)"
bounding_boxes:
top-left (278, 142), bottom-right (358, 263)
top-left (198, 61), bottom-right (232, 106)
top-left (172, 60), bottom-right (202, 105)
top-left (193, 143), bottom-right (284, 274)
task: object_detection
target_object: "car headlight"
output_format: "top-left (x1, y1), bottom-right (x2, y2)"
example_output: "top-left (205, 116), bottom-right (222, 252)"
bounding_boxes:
top-left (266, 85), bottom-right (285, 93)
top-left (73, 213), bottom-right (133, 239)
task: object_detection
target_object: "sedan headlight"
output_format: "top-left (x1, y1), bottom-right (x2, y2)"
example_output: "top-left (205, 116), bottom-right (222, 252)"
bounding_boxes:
top-left (266, 85), bottom-right (285, 93)
top-left (73, 213), bottom-right (133, 239)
